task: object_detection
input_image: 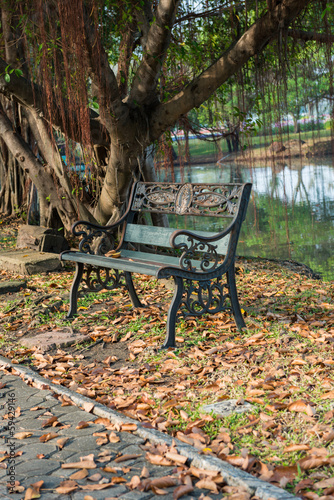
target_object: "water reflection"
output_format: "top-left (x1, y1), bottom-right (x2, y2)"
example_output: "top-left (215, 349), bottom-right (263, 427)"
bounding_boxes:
top-left (158, 158), bottom-right (334, 281)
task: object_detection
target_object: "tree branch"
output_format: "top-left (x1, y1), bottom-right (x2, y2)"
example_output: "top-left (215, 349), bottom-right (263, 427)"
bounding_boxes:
top-left (129, 0), bottom-right (180, 107)
top-left (287, 28), bottom-right (334, 43)
top-left (149, 0), bottom-right (311, 140)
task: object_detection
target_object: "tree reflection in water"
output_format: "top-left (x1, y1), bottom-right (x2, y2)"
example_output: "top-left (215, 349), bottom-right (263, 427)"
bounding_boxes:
top-left (158, 158), bottom-right (334, 280)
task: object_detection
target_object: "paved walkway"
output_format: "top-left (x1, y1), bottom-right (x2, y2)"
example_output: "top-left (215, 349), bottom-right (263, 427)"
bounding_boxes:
top-left (0, 362), bottom-right (297, 500)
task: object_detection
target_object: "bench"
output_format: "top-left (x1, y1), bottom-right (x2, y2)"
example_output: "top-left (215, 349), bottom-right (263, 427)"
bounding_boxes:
top-left (61, 181), bottom-right (252, 348)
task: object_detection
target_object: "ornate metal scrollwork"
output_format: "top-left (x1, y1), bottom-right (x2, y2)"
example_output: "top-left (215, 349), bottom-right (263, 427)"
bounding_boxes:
top-left (73, 222), bottom-right (116, 255)
top-left (83, 265), bottom-right (125, 292)
top-left (173, 235), bottom-right (219, 272)
top-left (180, 278), bottom-right (230, 317)
top-left (132, 182), bottom-right (243, 218)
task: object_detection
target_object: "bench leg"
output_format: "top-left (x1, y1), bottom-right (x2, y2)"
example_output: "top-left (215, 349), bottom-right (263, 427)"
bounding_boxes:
top-left (163, 276), bottom-right (184, 349)
top-left (124, 272), bottom-right (143, 308)
top-left (227, 266), bottom-right (246, 330)
top-left (67, 262), bottom-right (84, 318)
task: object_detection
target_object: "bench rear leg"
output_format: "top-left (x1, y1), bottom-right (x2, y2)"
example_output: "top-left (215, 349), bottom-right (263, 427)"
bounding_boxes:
top-left (67, 262), bottom-right (84, 318)
top-left (227, 266), bottom-right (246, 329)
top-left (163, 276), bottom-right (184, 349)
top-left (124, 272), bottom-right (143, 308)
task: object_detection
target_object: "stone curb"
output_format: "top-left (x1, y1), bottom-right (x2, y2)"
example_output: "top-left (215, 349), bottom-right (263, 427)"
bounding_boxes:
top-left (0, 355), bottom-right (298, 500)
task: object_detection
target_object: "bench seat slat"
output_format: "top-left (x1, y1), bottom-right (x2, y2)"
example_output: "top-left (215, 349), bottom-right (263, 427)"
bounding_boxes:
top-left (61, 251), bottom-right (161, 276)
top-left (124, 224), bottom-right (229, 254)
top-left (120, 249), bottom-right (204, 270)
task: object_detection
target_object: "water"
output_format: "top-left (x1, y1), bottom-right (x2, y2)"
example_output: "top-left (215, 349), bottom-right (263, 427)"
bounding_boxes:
top-left (158, 158), bottom-right (334, 281)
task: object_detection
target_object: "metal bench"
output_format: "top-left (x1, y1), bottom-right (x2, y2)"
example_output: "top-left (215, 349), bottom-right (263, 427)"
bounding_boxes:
top-left (61, 181), bottom-right (252, 348)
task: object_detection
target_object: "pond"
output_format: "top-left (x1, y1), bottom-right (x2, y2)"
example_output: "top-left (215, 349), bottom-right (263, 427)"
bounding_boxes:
top-left (158, 157), bottom-right (334, 281)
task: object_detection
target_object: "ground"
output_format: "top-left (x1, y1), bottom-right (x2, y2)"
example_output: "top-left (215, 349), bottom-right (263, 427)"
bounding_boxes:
top-left (0, 216), bottom-right (334, 499)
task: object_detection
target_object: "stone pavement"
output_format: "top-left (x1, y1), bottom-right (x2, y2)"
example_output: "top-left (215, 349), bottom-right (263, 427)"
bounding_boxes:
top-left (0, 361), bottom-right (298, 500)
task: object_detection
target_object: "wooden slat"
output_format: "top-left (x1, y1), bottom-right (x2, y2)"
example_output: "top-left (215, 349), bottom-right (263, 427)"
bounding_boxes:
top-left (124, 224), bottom-right (229, 255)
top-left (61, 251), bottom-right (160, 276)
top-left (120, 249), bottom-right (203, 270)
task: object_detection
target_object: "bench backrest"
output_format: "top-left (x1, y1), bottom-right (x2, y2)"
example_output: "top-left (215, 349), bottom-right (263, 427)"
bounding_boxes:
top-left (123, 224), bottom-right (230, 255)
top-left (131, 182), bottom-right (244, 218)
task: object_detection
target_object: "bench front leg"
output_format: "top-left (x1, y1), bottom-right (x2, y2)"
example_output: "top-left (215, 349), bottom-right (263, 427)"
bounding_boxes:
top-left (163, 276), bottom-right (184, 349)
top-left (227, 266), bottom-right (246, 330)
top-left (124, 272), bottom-right (143, 308)
top-left (67, 262), bottom-right (84, 318)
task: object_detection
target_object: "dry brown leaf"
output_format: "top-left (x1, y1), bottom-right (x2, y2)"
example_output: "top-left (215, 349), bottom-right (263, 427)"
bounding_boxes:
top-left (39, 432), bottom-right (58, 443)
top-left (323, 430), bottom-right (334, 443)
top-left (121, 423), bottom-right (137, 432)
top-left (79, 482), bottom-right (114, 491)
top-left (114, 453), bottom-right (142, 463)
top-left (313, 477), bottom-right (334, 489)
top-left (283, 444), bottom-right (310, 453)
top-left (87, 473), bottom-right (102, 481)
top-left (42, 416), bottom-right (58, 428)
top-left (24, 480), bottom-right (44, 500)
top-left (82, 402), bottom-right (94, 413)
top-left (288, 400), bottom-right (315, 416)
top-left (94, 417), bottom-right (112, 426)
top-left (299, 456), bottom-right (330, 470)
top-left (55, 480), bottom-right (78, 494)
top-left (321, 390), bottom-right (334, 400)
top-left (173, 484), bottom-right (194, 499)
top-left (146, 452), bottom-right (172, 466)
top-left (109, 431), bottom-right (120, 443)
top-left (76, 421), bottom-right (89, 429)
top-left (56, 437), bottom-right (69, 450)
top-left (189, 467), bottom-right (220, 479)
top-left (70, 469), bottom-right (89, 480)
top-left (14, 431), bottom-right (33, 440)
top-left (127, 475), bottom-right (142, 489)
top-left (195, 478), bottom-right (219, 493)
top-left (165, 451), bottom-right (188, 465)
top-left (150, 476), bottom-right (178, 489)
top-left (141, 466), bottom-right (150, 478)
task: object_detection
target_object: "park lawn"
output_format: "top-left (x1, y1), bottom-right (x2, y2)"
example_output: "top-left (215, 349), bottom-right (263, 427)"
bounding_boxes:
top-left (0, 256), bottom-right (334, 498)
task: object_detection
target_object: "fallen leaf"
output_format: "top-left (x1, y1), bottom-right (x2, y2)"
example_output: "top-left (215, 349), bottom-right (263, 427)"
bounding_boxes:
top-left (24, 480), bottom-right (44, 500)
top-left (283, 444), bottom-right (310, 453)
top-left (39, 432), bottom-right (58, 443)
top-left (57, 437), bottom-right (69, 449)
top-left (313, 477), bottom-right (334, 489)
top-left (195, 478), bottom-right (219, 493)
top-left (288, 400), bottom-right (315, 416)
top-left (42, 416), bottom-right (58, 428)
top-left (14, 432), bottom-right (33, 440)
top-left (165, 451), bottom-right (188, 465)
top-left (321, 390), bottom-right (334, 400)
top-left (114, 454), bottom-right (142, 463)
top-left (150, 476), bottom-right (178, 489)
top-left (70, 469), bottom-right (89, 480)
top-left (173, 484), bottom-right (194, 499)
top-left (121, 423), bottom-right (137, 432)
top-left (76, 421), bottom-right (89, 429)
top-left (55, 480), bottom-right (78, 494)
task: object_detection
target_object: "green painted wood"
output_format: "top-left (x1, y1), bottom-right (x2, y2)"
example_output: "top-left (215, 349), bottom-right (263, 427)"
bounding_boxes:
top-left (61, 251), bottom-right (159, 276)
top-left (124, 224), bottom-right (229, 254)
top-left (121, 249), bottom-right (203, 270)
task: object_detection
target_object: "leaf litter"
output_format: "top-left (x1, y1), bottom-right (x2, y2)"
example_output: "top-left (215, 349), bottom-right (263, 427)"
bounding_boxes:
top-left (1, 257), bottom-right (334, 498)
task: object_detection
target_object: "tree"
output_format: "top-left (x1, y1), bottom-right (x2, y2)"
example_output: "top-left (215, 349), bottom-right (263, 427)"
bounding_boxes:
top-left (0, 0), bottom-right (317, 232)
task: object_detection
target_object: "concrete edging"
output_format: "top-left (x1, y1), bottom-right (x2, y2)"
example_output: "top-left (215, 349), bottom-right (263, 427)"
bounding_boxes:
top-left (0, 355), bottom-right (298, 500)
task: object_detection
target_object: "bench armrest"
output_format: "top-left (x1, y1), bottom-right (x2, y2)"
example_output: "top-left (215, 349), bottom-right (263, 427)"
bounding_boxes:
top-left (72, 213), bottom-right (129, 255)
top-left (170, 222), bottom-right (235, 272)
